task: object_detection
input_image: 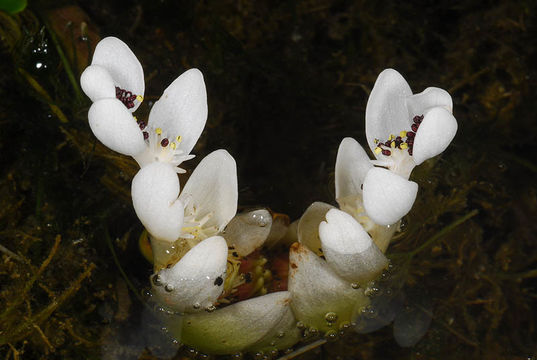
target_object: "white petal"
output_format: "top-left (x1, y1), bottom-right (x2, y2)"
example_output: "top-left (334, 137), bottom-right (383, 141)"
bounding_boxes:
top-left (179, 150), bottom-right (238, 231)
top-left (288, 243), bottom-right (370, 332)
top-left (366, 69), bottom-right (413, 155)
top-left (406, 87), bottom-right (453, 116)
top-left (80, 65), bottom-right (116, 102)
top-left (412, 107), bottom-right (458, 165)
top-left (362, 167), bottom-right (418, 226)
top-left (297, 202), bottom-right (335, 255)
top-left (152, 236), bottom-right (228, 313)
top-left (91, 37), bottom-right (144, 111)
top-left (167, 291), bottom-right (300, 355)
top-left (319, 209), bottom-right (388, 284)
top-left (148, 68), bottom-right (208, 155)
top-left (335, 137), bottom-right (373, 200)
top-left (131, 162), bottom-right (184, 242)
top-left (224, 209), bottom-right (272, 256)
top-left (88, 98), bottom-right (146, 156)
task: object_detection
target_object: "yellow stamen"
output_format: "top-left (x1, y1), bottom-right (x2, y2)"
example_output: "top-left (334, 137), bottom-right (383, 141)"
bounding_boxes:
top-left (155, 128), bottom-right (162, 135)
top-left (390, 141), bottom-right (396, 148)
top-left (136, 95), bottom-right (144, 102)
top-left (389, 134), bottom-right (395, 141)
top-left (374, 147), bottom-right (382, 155)
top-left (400, 130), bottom-right (407, 138)
top-left (170, 142), bottom-right (176, 150)
top-left (400, 143), bottom-right (408, 149)
top-left (176, 135), bottom-right (182, 143)
top-left (374, 138), bottom-right (379, 144)
top-left (133, 116), bottom-right (137, 121)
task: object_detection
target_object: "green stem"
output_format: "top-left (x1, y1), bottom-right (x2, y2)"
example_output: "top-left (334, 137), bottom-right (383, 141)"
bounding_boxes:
top-left (408, 209), bottom-right (479, 258)
top-left (43, 19), bottom-right (83, 102)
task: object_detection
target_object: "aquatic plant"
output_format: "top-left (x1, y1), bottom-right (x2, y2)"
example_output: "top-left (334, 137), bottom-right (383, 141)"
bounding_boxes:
top-left (80, 37), bottom-right (458, 357)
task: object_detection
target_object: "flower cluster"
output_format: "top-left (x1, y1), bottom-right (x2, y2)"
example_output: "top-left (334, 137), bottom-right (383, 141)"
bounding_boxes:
top-left (81, 38), bottom-right (457, 357)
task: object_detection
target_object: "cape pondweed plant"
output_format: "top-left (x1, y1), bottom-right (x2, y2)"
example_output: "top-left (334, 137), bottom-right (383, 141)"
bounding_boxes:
top-left (80, 37), bottom-right (458, 357)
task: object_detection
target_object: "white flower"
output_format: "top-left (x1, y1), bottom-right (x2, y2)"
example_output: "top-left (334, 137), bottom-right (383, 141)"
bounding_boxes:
top-left (81, 37), bottom-right (207, 173)
top-left (366, 68), bottom-right (457, 176)
top-left (335, 69), bottom-right (457, 226)
top-left (132, 149), bottom-right (238, 265)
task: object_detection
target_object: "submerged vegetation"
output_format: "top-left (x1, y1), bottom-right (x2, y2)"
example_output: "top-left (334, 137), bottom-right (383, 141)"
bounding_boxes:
top-left (1, 0), bottom-right (536, 359)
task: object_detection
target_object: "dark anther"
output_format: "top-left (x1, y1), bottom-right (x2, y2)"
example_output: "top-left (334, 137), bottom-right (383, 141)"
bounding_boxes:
top-left (406, 131), bottom-right (415, 138)
top-left (139, 121), bottom-right (147, 130)
top-left (408, 148), bottom-right (413, 156)
top-left (384, 140), bottom-right (392, 147)
top-left (360, 184), bottom-right (363, 190)
top-left (244, 272), bottom-right (252, 283)
top-left (115, 86), bottom-right (137, 109)
top-left (161, 138), bottom-right (169, 147)
top-left (214, 276), bottom-right (223, 286)
top-left (411, 123), bottom-right (419, 132)
top-left (143, 131), bottom-right (149, 140)
top-left (406, 138), bottom-right (414, 146)
top-left (381, 149), bottom-right (391, 156)
top-left (413, 115), bottom-right (424, 124)
top-left (395, 136), bottom-right (402, 147)
top-left (232, 251), bottom-right (238, 257)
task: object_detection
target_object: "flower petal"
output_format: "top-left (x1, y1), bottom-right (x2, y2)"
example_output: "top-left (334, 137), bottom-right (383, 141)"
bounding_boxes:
top-left (91, 37), bottom-right (144, 111)
top-left (297, 202), bottom-right (335, 255)
top-left (412, 107), bottom-right (458, 165)
top-left (362, 168), bottom-right (418, 226)
top-left (224, 209), bottom-right (272, 256)
top-left (80, 65), bottom-right (116, 102)
top-left (179, 149), bottom-right (238, 231)
top-left (148, 68), bottom-right (208, 155)
top-left (88, 98), bottom-right (146, 156)
top-left (288, 243), bottom-right (370, 333)
top-left (152, 236), bottom-right (228, 313)
top-left (167, 291), bottom-right (300, 355)
top-left (335, 137), bottom-right (373, 200)
top-left (131, 162), bottom-right (184, 242)
top-left (406, 87), bottom-right (453, 116)
top-left (365, 69), bottom-right (413, 155)
top-left (319, 209), bottom-right (388, 284)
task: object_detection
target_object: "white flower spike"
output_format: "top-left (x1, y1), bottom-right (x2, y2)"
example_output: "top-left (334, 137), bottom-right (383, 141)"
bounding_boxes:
top-left (365, 68), bottom-right (457, 178)
top-left (81, 37), bottom-right (207, 173)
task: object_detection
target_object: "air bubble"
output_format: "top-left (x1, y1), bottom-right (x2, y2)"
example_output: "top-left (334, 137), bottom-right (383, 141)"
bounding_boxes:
top-left (325, 312), bottom-right (338, 323)
top-left (152, 274), bottom-right (163, 286)
top-left (164, 284), bottom-right (174, 292)
top-left (277, 330), bottom-right (285, 338)
top-left (193, 302), bottom-right (201, 309)
top-left (205, 305), bottom-right (216, 313)
top-left (351, 283), bottom-right (360, 289)
top-left (296, 321), bottom-right (305, 329)
top-left (325, 329), bottom-right (338, 341)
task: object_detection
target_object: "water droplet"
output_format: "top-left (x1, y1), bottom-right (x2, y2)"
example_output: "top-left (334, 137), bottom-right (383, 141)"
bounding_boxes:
top-left (339, 321), bottom-right (351, 330)
top-left (165, 284), bottom-right (174, 292)
top-left (308, 327), bottom-right (318, 336)
top-left (325, 312), bottom-right (338, 323)
top-left (231, 353), bottom-right (243, 359)
top-left (205, 305), bottom-right (216, 313)
top-left (277, 330), bottom-right (285, 338)
top-left (270, 349), bottom-right (279, 357)
top-left (270, 340), bottom-right (276, 346)
top-left (351, 283), bottom-right (360, 289)
top-left (296, 321), bottom-right (305, 329)
top-left (193, 302), bottom-right (201, 309)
